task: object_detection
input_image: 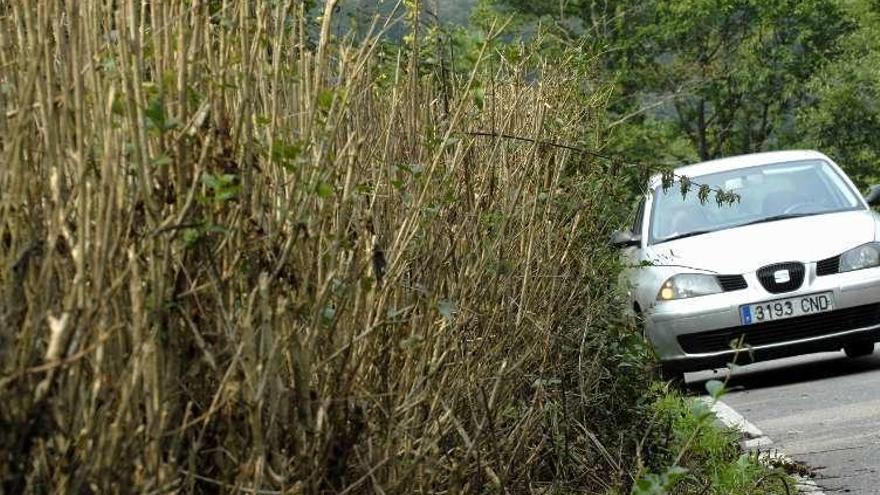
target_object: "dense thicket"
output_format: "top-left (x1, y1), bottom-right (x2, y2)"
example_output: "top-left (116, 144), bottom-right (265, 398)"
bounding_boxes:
top-left (0, 2), bottom-right (654, 493)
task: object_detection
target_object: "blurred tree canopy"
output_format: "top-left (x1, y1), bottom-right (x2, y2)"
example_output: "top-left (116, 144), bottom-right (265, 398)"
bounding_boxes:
top-left (472, 0), bottom-right (880, 187)
top-left (795, 1), bottom-right (880, 187)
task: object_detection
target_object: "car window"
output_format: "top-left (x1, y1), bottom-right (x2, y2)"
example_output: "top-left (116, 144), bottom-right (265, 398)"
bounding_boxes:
top-left (649, 159), bottom-right (862, 244)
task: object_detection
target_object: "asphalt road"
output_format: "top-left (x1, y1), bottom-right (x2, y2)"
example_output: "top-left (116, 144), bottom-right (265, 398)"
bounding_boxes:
top-left (687, 351), bottom-right (880, 494)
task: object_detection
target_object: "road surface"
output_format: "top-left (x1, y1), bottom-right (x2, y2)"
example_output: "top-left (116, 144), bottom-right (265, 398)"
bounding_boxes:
top-left (688, 351), bottom-right (880, 494)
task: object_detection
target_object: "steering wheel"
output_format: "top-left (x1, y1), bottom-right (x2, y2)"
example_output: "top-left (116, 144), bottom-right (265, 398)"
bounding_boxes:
top-left (782, 202), bottom-right (814, 215)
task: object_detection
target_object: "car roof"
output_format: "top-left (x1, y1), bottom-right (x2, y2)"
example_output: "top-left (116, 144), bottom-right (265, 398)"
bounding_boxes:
top-left (649, 150), bottom-right (832, 186)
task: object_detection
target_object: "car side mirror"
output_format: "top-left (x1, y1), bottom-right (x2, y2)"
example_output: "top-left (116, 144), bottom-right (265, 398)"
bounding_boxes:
top-left (611, 230), bottom-right (641, 248)
top-left (866, 185), bottom-right (880, 207)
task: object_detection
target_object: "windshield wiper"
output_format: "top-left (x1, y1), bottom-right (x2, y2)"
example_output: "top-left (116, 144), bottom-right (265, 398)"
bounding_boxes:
top-left (737, 212), bottom-right (815, 227)
top-left (657, 229), bottom-right (715, 243)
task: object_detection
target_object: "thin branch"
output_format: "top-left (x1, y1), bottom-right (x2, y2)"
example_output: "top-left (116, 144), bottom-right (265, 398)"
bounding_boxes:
top-left (466, 131), bottom-right (605, 157)
top-left (465, 130), bottom-right (740, 204)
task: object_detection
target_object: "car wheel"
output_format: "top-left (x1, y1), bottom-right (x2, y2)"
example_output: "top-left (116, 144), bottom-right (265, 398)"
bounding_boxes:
top-left (843, 341), bottom-right (875, 359)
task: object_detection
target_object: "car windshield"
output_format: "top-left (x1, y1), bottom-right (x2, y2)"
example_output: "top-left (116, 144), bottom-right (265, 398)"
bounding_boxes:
top-left (649, 159), bottom-right (863, 244)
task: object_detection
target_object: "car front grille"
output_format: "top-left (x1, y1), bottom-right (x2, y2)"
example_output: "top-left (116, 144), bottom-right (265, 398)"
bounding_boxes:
top-left (717, 274), bottom-right (747, 291)
top-left (816, 255), bottom-right (840, 276)
top-left (677, 303), bottom-right (880, 354)
top-left (757, 262), bottom-right (804, 293)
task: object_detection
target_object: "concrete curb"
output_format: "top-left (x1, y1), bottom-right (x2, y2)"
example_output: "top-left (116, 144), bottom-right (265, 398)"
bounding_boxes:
top-left (701, 397), bottom-right (826, 495)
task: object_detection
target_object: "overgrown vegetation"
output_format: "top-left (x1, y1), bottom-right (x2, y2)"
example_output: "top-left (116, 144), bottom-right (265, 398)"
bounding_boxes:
top-left (0, 1), bottom-right (662, 492)
top-left (0, 0), bottom-right (822, 493)
top-left (631, 385), bottom-right (793, 495)
top-left (477, 0), bottom-right (880, 189)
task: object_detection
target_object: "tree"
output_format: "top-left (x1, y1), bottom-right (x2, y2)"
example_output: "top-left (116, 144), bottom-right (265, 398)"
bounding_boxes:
top-left (647, 0), bottom-right (850, 159)
top-left (796, 0), bottom-right (880, 188)
top-left (479, 0), bottom-right (852, 163)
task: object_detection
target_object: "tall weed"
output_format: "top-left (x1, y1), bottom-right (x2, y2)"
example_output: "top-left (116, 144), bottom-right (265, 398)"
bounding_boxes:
top-left (0, 2), bottom-right (647, 492)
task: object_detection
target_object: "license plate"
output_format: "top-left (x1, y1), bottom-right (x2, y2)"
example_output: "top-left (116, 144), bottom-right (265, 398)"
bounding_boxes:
top-left (740, 292), bottom-right (834, 325)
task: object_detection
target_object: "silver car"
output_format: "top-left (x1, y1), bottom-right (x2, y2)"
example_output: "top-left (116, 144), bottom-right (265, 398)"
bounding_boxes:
top-left (615, 150), bottom-right (880, 381)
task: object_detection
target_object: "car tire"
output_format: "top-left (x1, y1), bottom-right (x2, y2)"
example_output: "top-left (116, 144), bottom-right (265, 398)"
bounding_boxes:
top-left (844, 341), bottom-right (875, 359)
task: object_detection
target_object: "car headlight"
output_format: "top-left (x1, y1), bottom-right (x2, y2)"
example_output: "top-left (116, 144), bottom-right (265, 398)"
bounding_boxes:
top-left (839, 242), bottom-right (880, 272)
top-left (657, 274), bottom-right (722, 301)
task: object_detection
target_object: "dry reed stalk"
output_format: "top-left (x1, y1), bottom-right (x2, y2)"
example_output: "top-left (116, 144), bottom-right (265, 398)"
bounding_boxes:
top-left (0, 1), bottom-right (648, 493)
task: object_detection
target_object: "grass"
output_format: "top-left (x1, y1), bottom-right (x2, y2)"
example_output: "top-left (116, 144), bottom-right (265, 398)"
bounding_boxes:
top-left (628, 385), bottom-right (795, 495)
top-left (0, 1), bottom-right (658, 493)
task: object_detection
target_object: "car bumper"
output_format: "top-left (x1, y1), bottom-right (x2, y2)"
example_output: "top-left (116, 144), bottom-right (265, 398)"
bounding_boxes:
top-left (645, 265), bottom-right (880, 372)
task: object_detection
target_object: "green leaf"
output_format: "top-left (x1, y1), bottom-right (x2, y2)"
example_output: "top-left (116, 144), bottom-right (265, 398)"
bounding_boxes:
top-left (101, 57), bottom-right (117, 73)
top-left (201, 173), bottom-right (221, 190)
top-left (144, 95), bottom-right (178, 132)
top-left (679, 175), bottom-right (692, 199)
top-left (632, 477), bottom-right (658, 495)
top-left (110, 96), bottom-right (125, 116)
top-left (472, 86), bottom-right (485, 110)
top-left (271, 140), bottom-right (303, 160)
top-left (315, 181), bottom-right (334, 198)
top-left (183, 228), bottom-right (201, 247)
top-left (145, 97), bottom-right (165, 130)
top-left (661, 170), bottom-right (675, 190)
top-left (270, 139), bottom-right (304, 171)
top-left (317, 89), bottom-right (334, 111)
top-left (322, 306), bottom-right (336, 322)
top-left (689, 399), bottom-right (712, 420)
top-left (697, 184), bottom-right (711, 204)
top-left (437, 300), bottom-right (457, 323)
top-left (705, 379), bottom-right (726, 399)
top-left (151, 155), bottom-right (172, 167)
top-left (631, 465), bottom-right (689, 495)
top-left (215, 187), bottom-right (239, 202)
top-left (201, 173), bottom-right (239, 203)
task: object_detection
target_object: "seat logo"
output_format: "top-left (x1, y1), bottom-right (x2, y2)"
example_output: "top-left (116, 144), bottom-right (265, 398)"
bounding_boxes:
top-left (774, 269), bottom-right (791, 284)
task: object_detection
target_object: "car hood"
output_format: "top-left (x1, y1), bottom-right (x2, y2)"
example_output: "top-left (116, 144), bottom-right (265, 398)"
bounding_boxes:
top-left (645, 209), bottom-right (879, 274)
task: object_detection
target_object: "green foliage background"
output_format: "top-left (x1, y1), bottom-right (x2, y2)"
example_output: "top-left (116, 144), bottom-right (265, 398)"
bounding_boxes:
top-left (441, 0), bottom-right (880, 189)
